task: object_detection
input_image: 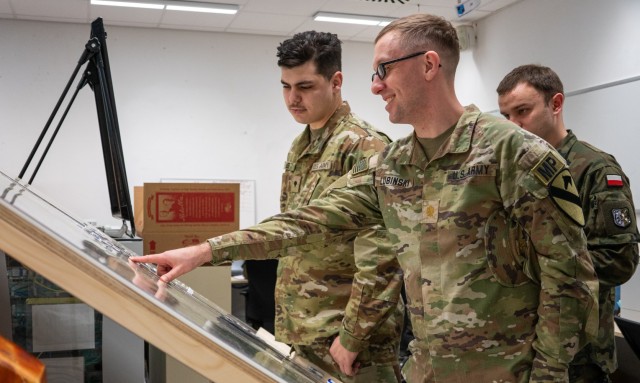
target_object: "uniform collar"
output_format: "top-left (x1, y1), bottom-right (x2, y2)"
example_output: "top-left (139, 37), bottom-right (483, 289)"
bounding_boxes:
top-left (295, 101), bottom-right (351, 156)
top-left (555, 129), bottom-right (577, 158)
top-left (396, 104), bottom-right (481, 167)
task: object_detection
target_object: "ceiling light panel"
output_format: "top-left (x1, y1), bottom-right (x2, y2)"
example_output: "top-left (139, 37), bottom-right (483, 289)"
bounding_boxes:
top-left (313, 11), bottom-right (394, 26)
top-left (165, 1), bottom-right (238, 14)
top-left (90, 0), bottom-right (165, 9)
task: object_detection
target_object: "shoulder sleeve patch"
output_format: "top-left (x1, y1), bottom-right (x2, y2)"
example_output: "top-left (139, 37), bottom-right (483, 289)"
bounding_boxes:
top-left (532, 150), bottom-right (564, 185)
top-left (532, 151), bottom-right (585, 227)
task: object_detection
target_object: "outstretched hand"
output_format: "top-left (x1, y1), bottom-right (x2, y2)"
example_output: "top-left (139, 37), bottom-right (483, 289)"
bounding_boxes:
top-left (330, 336), bottom-right (360, 377)
top-left (129, 242), bottom-right (211, 283)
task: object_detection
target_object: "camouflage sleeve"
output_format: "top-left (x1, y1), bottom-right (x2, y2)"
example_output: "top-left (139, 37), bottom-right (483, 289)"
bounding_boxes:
top-left (507, 146), bottom-right (599, 381)
top-left (581, 165), bottom-right (639, 288)
top-left (339, 226), bottom-right (403, 352)
top-left (339, 130), bottom-right (391, 175)
top-left (206, 175), bottom-right (383, 264)
top-left (304, 157), bottom-right (403, 352)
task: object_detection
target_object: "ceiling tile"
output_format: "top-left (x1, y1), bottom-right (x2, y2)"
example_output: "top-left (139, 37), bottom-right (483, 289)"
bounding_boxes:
top-left (228, 11), bottom-right (306, 33)
top-left (160, 10), bottom-right (236, 28)
top-left (292, 19), bottom-right (372, 41)
top-left (90, 5), bottom-right (164, 25)
top-left (241, 0), bottom-right (327, 16)
top-left (480, 0), bottom-right (523, 12)
top-left (321, 0), bottom-right (404, 17)
top-left (0, 0), bottom-right (518, 43)
top-left (11, 0), bottom-right (88, 19)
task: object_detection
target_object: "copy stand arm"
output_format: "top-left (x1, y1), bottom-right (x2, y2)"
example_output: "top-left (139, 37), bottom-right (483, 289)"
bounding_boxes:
top-left (18, 38), bottom-right (101, 185)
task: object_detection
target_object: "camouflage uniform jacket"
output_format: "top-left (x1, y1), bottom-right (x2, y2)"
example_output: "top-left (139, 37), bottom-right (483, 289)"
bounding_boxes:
top-left (558, 130), bottom-right (639, 375)
top-left (208, 105), bottom-right (599, 382)
top-left (221, 102), bottom-right (403, 362)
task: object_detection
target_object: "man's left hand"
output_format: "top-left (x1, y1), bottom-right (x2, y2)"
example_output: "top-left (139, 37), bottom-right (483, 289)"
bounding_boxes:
top-left (330, 336), bottom-right (360, 377)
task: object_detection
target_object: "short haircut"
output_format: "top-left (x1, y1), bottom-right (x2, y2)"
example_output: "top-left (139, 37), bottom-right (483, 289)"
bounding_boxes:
top-left (497, 64), bottom-right (564, 103)
top-left (276, 31), bottom-right (342, 80)
top-left (376, 14), bottom-right (460, 75)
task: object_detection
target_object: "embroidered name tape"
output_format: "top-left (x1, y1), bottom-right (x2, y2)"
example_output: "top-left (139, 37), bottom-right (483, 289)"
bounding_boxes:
top-left (311, 161), bottom-right (331, 171)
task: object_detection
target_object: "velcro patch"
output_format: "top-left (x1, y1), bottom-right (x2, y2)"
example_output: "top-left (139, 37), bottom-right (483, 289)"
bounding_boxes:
top-left (311, 161), bottom-right (331, 171)
top-left (422, 200), bottom-right (439, 224)
top-left (352, 158), bottom-right (369, 175)
top-left (379, 175), bottom-right (412, 188)
top-left (606, 174), bottom-right (623, 187)
top-left (548, 168), bottom-right (585, 227)
top-left (612, 207), bottom-right (632, 228)
top-left (533, 151), bottom-right (564, 186)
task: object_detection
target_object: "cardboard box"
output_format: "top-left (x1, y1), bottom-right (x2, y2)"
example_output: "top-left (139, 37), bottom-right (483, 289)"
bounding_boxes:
top-left (134, 183), bottom-right (240, 255)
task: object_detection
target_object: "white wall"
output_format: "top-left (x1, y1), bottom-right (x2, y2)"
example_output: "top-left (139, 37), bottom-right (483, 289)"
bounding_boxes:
top-left (2, 0), bottom-right (639, 231)
top-left (462, 0), bottom-right (640, 320)
top-left (458, 0), bottom-right (640, 201)
top-left (0, 19), bottom-right (411, 229)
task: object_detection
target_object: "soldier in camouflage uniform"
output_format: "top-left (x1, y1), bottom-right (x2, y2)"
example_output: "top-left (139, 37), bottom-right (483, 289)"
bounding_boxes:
top-left (271, 31), bottom-right (403, 382)
top-left (497, 64), bottom-right (640, 383)
top-left (143, 31), bottom-right (404, 383)
top-left (133, 14), bottom-right (599, 382)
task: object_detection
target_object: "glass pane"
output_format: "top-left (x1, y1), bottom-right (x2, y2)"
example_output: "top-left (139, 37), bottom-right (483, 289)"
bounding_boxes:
top-left (0, 170), bottom-right (337, 383)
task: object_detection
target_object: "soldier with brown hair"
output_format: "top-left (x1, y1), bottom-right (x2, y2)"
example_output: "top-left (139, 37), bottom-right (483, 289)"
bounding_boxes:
top-left (498, 64), bottom-right (639, 383)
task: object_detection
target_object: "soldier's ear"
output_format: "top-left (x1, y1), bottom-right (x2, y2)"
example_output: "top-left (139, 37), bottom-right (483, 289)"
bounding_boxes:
top-left (331, 71), bottom-right (343, 91)
top-left (550, 92), bottom-right (564, 114)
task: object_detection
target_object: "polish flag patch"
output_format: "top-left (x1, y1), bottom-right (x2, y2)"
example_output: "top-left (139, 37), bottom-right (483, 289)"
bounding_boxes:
top-left (607, 174), bottom-right (623, 187)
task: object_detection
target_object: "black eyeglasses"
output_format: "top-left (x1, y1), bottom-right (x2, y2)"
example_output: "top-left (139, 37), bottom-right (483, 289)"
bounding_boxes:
top-left (371, 51), bottom-right (426, 82)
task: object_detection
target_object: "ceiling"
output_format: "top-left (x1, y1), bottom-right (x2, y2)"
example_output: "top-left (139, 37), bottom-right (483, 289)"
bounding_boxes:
top-left (0, 0), bottom-right (522, 42)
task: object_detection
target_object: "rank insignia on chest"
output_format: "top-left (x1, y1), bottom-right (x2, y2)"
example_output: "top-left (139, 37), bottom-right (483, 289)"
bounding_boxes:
top-left (422, 200), bottom-right (439, 224)
top-left (533, 151), bottom-right (584, 226)
top-left (612, 207), bottom-right (632, 228)
top-left (288, 175), bottom-right (301, 193)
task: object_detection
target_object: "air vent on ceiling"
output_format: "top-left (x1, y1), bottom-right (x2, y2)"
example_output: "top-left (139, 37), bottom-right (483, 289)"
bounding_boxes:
top-left (363, 0), bottom-right (412, 4)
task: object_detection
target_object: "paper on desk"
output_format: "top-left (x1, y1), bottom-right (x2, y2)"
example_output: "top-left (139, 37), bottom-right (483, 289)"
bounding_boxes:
top-left (256, 327), bottom-right (292, 356)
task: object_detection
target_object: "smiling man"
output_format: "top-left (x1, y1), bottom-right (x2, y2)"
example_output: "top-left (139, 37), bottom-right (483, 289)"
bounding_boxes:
top-left (133, 16), bottom-right (600, 383)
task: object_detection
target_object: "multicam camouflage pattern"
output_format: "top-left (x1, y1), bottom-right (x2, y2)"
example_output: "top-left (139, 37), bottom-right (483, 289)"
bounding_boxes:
top-left (557, 130), bottom-right (639, 381)
top-left (218, 102), bottom-right (403, 372)
top-left (295, 338), bottom-right (401, 383)
top-left (208, 105), bottom-right (599, 382)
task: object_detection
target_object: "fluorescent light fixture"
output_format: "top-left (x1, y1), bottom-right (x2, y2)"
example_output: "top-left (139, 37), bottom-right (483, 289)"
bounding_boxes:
top-left (313, 12), bottom-right (395, 27)
top-left (90, 0), bottom-right (164, 9)
top-left (90, 0), bottom-right (239, 14)
top-left (165, 1), bottom-right (238, 14)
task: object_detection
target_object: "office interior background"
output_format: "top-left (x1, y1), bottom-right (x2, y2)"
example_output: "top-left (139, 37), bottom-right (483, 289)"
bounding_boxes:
top-left (1, 0), bottom-right (640, 375)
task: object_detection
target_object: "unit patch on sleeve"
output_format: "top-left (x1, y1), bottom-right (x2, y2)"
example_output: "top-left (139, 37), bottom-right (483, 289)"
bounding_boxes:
top-left (533, 151), bottom-right (584, 226)
top-left (611, 207), bottom-right (632, 228)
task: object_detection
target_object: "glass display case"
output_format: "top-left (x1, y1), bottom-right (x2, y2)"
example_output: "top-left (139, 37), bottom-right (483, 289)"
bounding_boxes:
top-left (0, 169), bottom-right (340, 383)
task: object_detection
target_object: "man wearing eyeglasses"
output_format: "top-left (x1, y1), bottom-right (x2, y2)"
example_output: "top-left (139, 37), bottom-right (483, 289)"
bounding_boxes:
top-left (497, 64), bottom-right (639, 383)
top-left (138, 31), bottom-right (404, 382)
top-left (133, 14), bottom-right (599, 382)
